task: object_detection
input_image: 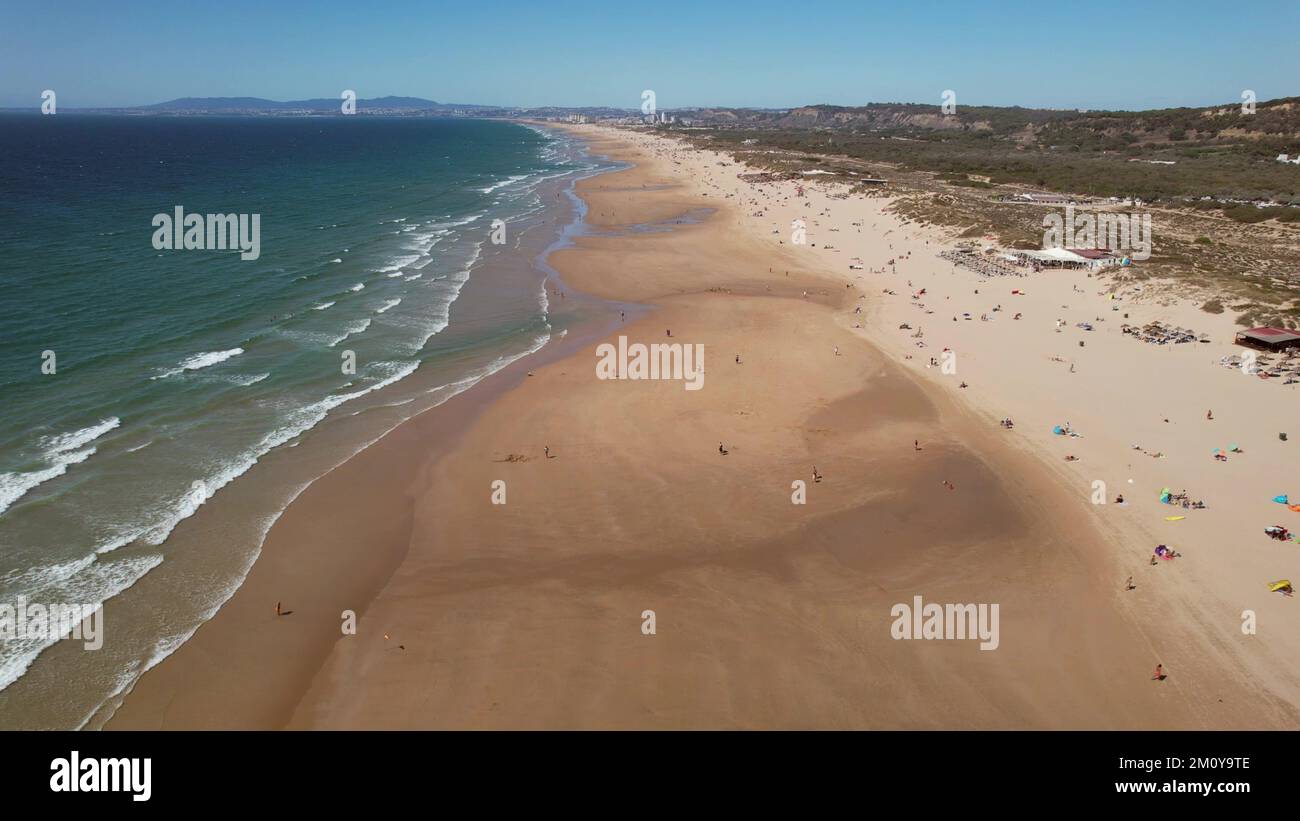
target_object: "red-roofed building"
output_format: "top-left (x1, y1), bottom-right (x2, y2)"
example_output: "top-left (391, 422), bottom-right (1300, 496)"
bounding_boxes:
top-left (1235, 326), bottom-right (1300, 350)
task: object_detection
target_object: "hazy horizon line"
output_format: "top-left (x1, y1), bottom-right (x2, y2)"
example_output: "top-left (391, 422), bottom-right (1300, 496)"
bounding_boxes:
top-left (5, 92), bottom-right (1298, 115)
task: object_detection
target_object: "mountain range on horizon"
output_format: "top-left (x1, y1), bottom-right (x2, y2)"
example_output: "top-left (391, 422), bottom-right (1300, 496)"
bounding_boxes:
top-left (142, 95), bottom-right (495, 111)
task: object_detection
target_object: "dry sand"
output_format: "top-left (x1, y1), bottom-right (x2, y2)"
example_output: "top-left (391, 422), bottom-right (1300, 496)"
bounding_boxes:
top-left (110, 125), bottom-right (1299, 729)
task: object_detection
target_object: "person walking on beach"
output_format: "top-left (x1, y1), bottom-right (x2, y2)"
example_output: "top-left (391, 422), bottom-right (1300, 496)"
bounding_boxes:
top-left (1152, 664), bottom-right (1165, 681)
top-left (1206, 409), bottom-right (1213, 420)
top-left (1125, 576), bottom-right (1135, 591)
top-left (718, 442), bottom-right (728, 456)
top-left (812, 465), bottom-right (822, 483)
top-left (544, 445), bottom-right (551, 459)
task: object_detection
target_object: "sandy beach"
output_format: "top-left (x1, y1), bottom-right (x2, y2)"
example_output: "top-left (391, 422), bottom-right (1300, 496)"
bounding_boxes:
top-left (108, 125), bottom-right (1300, 730)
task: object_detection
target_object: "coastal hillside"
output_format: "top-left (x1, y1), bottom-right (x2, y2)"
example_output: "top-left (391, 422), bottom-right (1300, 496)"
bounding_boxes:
top-left (679, 98), bottom-right (1300, 204)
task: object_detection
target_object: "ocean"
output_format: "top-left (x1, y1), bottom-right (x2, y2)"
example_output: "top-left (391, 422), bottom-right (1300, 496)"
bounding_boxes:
top-left (0, 114), bottom-right (611, 727)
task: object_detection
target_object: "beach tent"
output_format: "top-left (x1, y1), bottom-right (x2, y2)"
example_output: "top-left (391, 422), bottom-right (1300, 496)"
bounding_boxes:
top-left (1274, 495), bottom-right (1290, 505)
top-left (1160, 487), bottom-right (1172, 503)
top-left (1053, 425), bottom-right (1065, 435)
top-left (1270, 580), bottom-right (1293, 593)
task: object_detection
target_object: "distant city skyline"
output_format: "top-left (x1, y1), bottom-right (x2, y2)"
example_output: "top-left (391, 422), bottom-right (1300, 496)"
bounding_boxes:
top-left (3, 0), bottom-right (1299, 111)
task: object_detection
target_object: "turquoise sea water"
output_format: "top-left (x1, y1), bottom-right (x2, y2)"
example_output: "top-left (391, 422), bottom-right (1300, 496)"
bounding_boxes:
top-left (0, 114), bottom-right (605, 720)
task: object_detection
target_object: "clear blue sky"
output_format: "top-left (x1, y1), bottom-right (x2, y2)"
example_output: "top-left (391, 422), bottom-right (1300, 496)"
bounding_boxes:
top-left (3, 0), bottom-right (1298, 110)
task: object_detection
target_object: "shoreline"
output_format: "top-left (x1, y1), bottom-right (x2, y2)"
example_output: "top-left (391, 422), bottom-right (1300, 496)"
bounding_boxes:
top-left (111, 124), bottom-right (1298, 729)
top-left (100, 127), bottom-right (621, 728)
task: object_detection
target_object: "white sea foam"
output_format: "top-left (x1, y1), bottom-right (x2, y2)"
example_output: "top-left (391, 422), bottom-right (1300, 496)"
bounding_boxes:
top-left (380, 253), bottom-right (421, 273)
top-left (0, 552), bottom-right (163, 693)
top-left (0, 554), bottom-right (96, 590)
top-left (349, 283), bottom-right (365, 292)
top-left (432, 212), bottom-right (486, 230)
top-left (330, 318), bottom-right (372, 347)
top-left (153, 348), bottom-right (245, 379)
top-left (0, 418), bottom-right (120, 516)
top-left (312, 301), bottom-right (336, 311)
top-left (480, 174), bottom-right (530, 194)
top-left (376, 298), bottom-right (402, 314)
top-left (409, 243), bottom-right (483, 353)
top-left (39, 417), bottom-right (120, 456)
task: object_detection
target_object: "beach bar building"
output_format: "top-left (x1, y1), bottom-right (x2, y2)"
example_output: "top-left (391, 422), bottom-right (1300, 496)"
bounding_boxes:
top-left (1235, 326), bottom-right (1300, 351)
top-left (1069, 248), bottom-right (1122, 268)
top-left (1012, 247), bottom-right (1117, 270)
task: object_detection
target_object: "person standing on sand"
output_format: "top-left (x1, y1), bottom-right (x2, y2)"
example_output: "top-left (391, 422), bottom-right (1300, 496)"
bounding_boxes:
top-left (544, 445), bottom-right (550, 459)
top-left (1152, 664), bottom-right (1165, 681)
top-left (1207, 409), bottom-right (1213, 420)
top-left (1125, 576), bottom-right (1135, 591)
